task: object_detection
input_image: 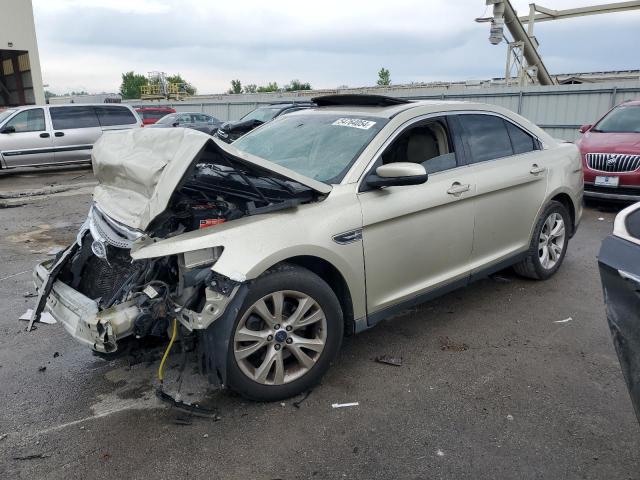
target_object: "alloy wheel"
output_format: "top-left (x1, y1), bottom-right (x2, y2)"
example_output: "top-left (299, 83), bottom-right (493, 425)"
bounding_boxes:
top-left (233, 290), bottom-right (327, 385)
top-left (538, 212), bottom-right (565, 270)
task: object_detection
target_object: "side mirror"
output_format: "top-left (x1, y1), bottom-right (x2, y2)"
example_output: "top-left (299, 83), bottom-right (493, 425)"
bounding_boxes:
top-left (579, 124), bottom-right (592, 134)
top-left (366, 162), bottom-right (428, 188)
top-left (1, 125), bottom-right (16, 134)
top-left (172, 121), bottom-right (180, 127)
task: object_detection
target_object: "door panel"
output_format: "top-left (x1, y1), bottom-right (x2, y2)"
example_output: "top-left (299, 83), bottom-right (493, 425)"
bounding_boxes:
top-left (50, 106), bottom-right (102, 163)
top-left (0, 108), bottom-right (53, 167)
top-left (469, 152), bottom-right (548, 269)
top-left (359, 167), bottom-right (476, 314)
top-left (455, 113), bottom-right (549, 271)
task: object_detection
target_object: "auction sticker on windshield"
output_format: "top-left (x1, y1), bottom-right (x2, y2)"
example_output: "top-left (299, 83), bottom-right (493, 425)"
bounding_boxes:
top-left (332, 118), bottom-right (376, 130)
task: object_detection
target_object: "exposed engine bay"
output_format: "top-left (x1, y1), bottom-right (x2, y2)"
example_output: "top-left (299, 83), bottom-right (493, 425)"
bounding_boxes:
top-left (31, 135), bottom-right (325, 382)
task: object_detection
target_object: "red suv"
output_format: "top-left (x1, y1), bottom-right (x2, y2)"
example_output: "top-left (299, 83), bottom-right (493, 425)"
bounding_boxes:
top-left (577, 100), bottom-right (640, 202)
top-left (135, 106), bottom-right (176, 125)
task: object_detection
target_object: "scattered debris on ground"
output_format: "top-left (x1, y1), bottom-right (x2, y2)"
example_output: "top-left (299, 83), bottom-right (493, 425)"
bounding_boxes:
top-left (293, 390), bottom-right (313, 409)
top-left (331, 402), bottom-right (359, 408)
top-left (19, 309), bottom-right (56, 325)
top-left (53, 352), bottom-right (59, 358)
top-left (0, 433), bottom-right (8, 441)
top-left (554, 317), bottom-right (573, 324)
top-left (375, 355), bottom-right (403, 367)
top-left (439, 336), bottom-right (469, 351)
top-left (507, 414), bottom-right (514, 421)
top-left (490, 275), bottom-right (512, 283)
top-left (23, 292), bottom-right (38, 298)
top-left (13, 453), bottom-right (51, 461)
top-left (38, 366), bottom-right (46, 372)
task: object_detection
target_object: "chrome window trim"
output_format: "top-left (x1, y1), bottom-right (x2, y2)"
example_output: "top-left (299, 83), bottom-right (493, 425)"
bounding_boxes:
top-left (354, 109), bottom-right (543, 191)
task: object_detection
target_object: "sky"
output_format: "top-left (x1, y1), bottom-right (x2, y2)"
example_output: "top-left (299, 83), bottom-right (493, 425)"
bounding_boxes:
top-left (31, 0), bottom-right (640, 95)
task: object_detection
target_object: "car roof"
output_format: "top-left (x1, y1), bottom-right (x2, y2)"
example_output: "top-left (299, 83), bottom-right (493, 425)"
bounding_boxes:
top-left (9, 103), bottom-right (134, 110)
top-left (283, 100), bottom-right (494, 119)
top-left (136, 106), bottom-right (175, 110)
top-left (618, 100), bottom-right (640, 107)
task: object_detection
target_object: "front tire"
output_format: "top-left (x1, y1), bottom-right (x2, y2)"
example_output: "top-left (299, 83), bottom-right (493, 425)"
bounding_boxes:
top-left (227, 264), bottom-right (343, 401)
top-left (514, 201), bottom-right (570, 280)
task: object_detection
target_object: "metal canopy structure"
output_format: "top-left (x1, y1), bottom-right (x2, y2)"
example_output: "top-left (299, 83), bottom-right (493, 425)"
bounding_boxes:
top-left (478, 0), bottom-right (640, 86)
top-left (519, 1), bottom-right (640, 24)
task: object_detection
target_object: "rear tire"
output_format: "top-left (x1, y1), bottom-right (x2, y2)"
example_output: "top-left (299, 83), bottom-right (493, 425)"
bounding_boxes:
top-left (514, 201), bottom-right (570, 280)
top-left (227, 264), bottom-right (343, 401)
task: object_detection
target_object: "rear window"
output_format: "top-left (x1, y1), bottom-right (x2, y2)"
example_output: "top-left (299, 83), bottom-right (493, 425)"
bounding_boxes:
top-left (50, 106), bottom-right (99, 130)
top-left (95, 106), bottom-right (137, 126)
top-left (458, 114), bottom-right (513, 163)
top-left (505, 121), bottom-right (537, 154)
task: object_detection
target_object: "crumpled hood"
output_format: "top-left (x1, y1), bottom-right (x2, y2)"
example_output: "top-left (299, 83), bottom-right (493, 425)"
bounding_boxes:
top-left (91, 128), bottom-right (331, 231)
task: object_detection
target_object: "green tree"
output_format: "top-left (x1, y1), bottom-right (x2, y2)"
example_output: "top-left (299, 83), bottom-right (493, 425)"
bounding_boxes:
top-left (243, 83), bottom-right (257, 94)
top-left (119, 71), bottom-right (148, 99)
top-left (256, 82), bottom-right (279, 93)
top-left (284, 79), bottom-right (312, 91)
top-left (377, 67), bottom-right (391, 86)
top-left (166, 74), bottom-right (196, 95)
top-left (228, 79), bottom-right (242, 94)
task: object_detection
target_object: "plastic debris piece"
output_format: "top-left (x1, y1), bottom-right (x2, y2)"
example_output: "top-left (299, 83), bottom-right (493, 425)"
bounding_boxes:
top-left (38, 366), bottom-right (46, 372)
top-left (13, 453), bottom-right (51, 460)
top-left (554, 317), bottom-right (572, 324)
top-left (507, 414), bottom-right (514, 421)
top-left (23, 292), bottom-right (38, 298)
top-left (332, 402), bottom-right (359, 408)
top-left (436, 449), bottom-right (445, 457)
top-left (598, 217), bottom-right (605, 221)
top-left (439, 336), bottom-right (469, 351)
top-left (293, 390), bottom-right (313, 409)
top-left (375, 355), bottom-right (403, 367)
top-left (19, 309), bottom-right (56, 325)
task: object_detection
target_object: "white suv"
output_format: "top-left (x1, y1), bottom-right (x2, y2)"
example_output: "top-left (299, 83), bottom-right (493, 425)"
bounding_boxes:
top-left (32, 95), bottom-right (583, 401)
top-left (0, 104), bottom-right (141, 169)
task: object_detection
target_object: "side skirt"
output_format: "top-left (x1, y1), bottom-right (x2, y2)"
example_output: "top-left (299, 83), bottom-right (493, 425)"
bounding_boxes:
top-left (363, 251), bottom-right (528, 330)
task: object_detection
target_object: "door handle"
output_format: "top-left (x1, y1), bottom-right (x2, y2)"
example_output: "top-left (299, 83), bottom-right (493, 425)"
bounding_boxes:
top-left (530, 164), bottom-right (545, 175)
top-left (54, 132), bottom-right (64, 137)
top-left (447, 182), bottom-right (471, 196)
top-left (39, 132), bottom-right (50, 138)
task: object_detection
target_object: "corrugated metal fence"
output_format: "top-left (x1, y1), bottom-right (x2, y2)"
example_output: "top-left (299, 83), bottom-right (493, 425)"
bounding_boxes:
top-left (131, 82), bottom-right (640, 141)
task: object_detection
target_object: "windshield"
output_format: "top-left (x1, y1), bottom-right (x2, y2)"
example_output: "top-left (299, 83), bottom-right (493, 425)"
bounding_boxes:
top-left (155, 114), bottom-right (178, 125)
top-left (0, 108), bottom-right (18, 124)
top-left (593, 105), bottom-right (640, 133)
top-left (239, 107), bottom-right (282, 123)
top-left (233, 113), bottom-right (388, 183)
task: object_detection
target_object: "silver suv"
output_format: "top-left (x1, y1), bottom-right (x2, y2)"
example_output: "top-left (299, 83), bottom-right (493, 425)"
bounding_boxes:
top-left (32, 95), bottom-right (583, 401)
top-left (0, 104), bottom-right (141, 169)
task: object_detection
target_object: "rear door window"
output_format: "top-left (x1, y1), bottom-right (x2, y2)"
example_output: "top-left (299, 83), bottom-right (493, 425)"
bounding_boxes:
top-left (458, 114), bottom-right (513, 163)
top-left (6, 108), bottom-right (45, 132)
top-left (50, 107), bottom-right (100, 130)
top-left (505, 121), bottom-right (537, 154)
top-left (95, 106), bottom-right (137, 126)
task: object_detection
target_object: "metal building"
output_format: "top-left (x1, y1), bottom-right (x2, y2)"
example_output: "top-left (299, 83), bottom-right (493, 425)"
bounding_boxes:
top-left (0, 0), bottom-right (45, 106)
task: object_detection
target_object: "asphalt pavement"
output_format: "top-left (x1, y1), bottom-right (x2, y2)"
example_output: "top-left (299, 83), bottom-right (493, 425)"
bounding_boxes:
top-left (0, 168), bottom-right (638, 480)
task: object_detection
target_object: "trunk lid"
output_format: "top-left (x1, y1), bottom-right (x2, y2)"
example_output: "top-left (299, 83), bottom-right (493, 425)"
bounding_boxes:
top-left (92, 128), bottom-right (331, 230)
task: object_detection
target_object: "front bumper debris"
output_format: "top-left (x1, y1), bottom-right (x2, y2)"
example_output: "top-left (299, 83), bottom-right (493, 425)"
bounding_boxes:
top-left (34, 261), bottom-right (140, 353)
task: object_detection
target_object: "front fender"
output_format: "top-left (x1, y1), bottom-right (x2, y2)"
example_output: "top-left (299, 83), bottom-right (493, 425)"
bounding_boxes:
top-left (131, 184), bottom-right (367, 319)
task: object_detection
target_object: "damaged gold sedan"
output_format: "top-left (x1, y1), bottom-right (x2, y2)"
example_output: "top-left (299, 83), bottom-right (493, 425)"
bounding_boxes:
top-left (30, 95), bottom-right (583, 401)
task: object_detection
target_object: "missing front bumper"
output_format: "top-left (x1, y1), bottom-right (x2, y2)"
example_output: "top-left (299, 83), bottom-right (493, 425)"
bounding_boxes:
top-left (34, 261), bottom-right (140, 353)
